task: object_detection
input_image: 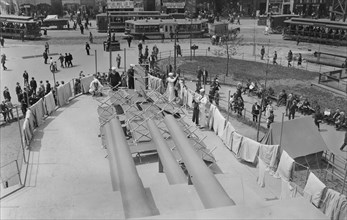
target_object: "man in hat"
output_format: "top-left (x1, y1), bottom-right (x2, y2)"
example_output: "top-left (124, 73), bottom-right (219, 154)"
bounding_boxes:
top-left (85, 42), bottom-right (90, 55)
top-left (127, 64), bottom-right (135, 89)
top-left (15, 82), bottom-right (22, 102)
top-left (3, 87), bottom-right (11, 102)
top-left (23, 70), bottom-right (29, 86)
top-left (116, 54), bottom-right (121, 69)
top-left (108, 67), bottom-right (121, 91)
top-left (89, 74), bottom-right (103, 96)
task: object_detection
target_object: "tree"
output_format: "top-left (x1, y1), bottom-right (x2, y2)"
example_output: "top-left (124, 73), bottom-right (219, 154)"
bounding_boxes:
top-left (212, 30), bottom-right (243, 77)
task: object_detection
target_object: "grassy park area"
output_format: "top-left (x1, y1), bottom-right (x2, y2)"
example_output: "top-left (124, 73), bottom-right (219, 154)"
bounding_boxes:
top-left (160, 56), bottom-right (347, 113)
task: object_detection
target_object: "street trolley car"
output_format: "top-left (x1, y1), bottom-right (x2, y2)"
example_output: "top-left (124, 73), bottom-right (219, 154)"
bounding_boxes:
top-left (0, 15), bottom-right (42, 39)
top-left (96, 11), bottom-right (172, 32)
top-left (283, 18), bottom-right (347, 46)
top-left (269, 14), bottom-right (299, 34)
top-left (124, 18), bottom-right (208, 40)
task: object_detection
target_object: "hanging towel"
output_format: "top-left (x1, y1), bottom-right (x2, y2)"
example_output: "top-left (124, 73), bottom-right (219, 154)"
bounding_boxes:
top-left (57, 85), bottom-right (66, 107)
top-left (257, 157), bottom-right (266, 188)
top-left (334, 194), bottom-right (347, 220)
top-left (237, 137), bottom-right (260, 164)
top-left (22, 119), bottom-right (32, 146)
top-left (208, 104), bottom-right (217, 130)
top-left (259, 144), bottom-right (279, 171)
top-left (274, 150), bottom-right (294, 181)
top-left (304, 172), bottom-right (326, 207)
top-left (213, 108), bottom-right (225, 137)
top-left (221, 122), bottom-right (236, 150)
top-left (30, 99), bottom-right (44, 127)
top-left (319, 189), bottom-right (341, 219)
top-left (63, 82), bottom-right (72, 103)
top-left (231, 132), bottom-right (243, 154)
top-left (80, 75), bottom-right (94, 93)
top-left (25, 109), bottom-right (35, 130)
top-left (280, 179), bottom-right (297, 199)
top-left (44, 92), bottom-right (56, 115)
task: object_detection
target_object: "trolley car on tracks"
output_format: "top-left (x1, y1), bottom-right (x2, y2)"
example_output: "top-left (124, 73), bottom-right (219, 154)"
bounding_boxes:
top-left (0, 15), bottom-right (42, 39)
top-left (283, 18), bottom-right (347, 46)
top-left (96, 11), bottom-right (172, 32)
top-left (124, 18), bottom-right (208, 40)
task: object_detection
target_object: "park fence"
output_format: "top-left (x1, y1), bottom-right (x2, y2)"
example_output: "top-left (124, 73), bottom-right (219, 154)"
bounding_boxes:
top-left (318, 69), bottom-right (347, 94)
top-left (0, 74), bottom-right (94, 200)
top-left (156, 47), bottom-right (335, 74)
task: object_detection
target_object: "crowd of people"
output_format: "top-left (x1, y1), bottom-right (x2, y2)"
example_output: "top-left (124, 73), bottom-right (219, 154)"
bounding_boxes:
top-left (1, 70), bottom-right (54, 124)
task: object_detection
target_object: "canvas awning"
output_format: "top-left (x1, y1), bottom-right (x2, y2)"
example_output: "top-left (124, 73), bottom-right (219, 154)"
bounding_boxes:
top-left (262, 116), bottom-right (328, 158)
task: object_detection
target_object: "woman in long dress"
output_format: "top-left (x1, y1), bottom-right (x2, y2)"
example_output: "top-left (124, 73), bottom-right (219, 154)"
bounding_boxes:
top-left (199, 89), bottom-right (208, 128)
top-left (166, 72), bottom-right (177, 102)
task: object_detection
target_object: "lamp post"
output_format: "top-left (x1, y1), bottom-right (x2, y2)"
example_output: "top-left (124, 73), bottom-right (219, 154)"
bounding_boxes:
top-left (107, 5), bottom-right (112, 71)
top-left (256, 39), bottom-right (270, 141)
top-left (174, 28), bottom-right (178, 74)
top-left (190, 14), bottom-right (193, 61)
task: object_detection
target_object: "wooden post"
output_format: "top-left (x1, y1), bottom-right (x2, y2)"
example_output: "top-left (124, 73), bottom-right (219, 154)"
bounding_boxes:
top-left (279, 112), bottom-right (285, 147)
top-left (227, 90), bottom-right (231, 122)
top-left (95, 50), bottom-right (97, 74)
top-left (16, 106), bottom-right (26, 163)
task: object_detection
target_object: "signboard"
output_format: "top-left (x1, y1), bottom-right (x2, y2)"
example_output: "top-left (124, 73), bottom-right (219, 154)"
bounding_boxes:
top-left (62, 0), bottom-right (81, 5)
top-left (107, 0), bottom-right (134, 9)
top-left (163, 2), bottom-right (185, 9)
top-left (133, 0), bottom-right (143, 11)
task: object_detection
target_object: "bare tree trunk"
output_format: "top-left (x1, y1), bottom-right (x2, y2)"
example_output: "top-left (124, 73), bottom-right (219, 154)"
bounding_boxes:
top-left (226, 43), bottom-right (229, 76)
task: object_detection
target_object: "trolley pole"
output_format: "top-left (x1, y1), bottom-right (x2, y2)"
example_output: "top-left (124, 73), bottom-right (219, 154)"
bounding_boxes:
top-left (124, 48), bottom-right (126, 73)
top-left (95, 49), bottom-right (97, 74)
top-left (174, 29), bottom-right (177, 74)
top-left (190, 14), bottom-right (193, 61)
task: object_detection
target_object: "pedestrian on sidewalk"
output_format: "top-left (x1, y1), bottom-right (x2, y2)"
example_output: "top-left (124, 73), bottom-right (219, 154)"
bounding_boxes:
top-left (45, 42), bottom-right (49, 53)
top-left (237, 15), bottom-right (241, 25)
top-left (68, 53), bottom-right (73, 67)
top-left (89, 32), bottom-right (93, 43)
top-left (138, 41), bottom-right (143, 55)
top-left (3, 87), bottom-right (11, 102)
top-left (127, 64), bottom-right (135, 89)
top-left (192, 93), bottom-right (200, 126)
top-left (288, 100), bottom-right (297, 120)
top-left (59, 54), bottom-right (64, 67)
top-left (80, 24), bottom-right (84, 34)
top-left (15, 82), bottom-right (22, 102)
top-left (1, 53), bottom-right (7, 70)
top-left (85, 42), bottom-right (90, 55)
top-left (273, 51), bottom-right (278, 64)
top-left (30, 77), bottom-right (37, 95)
top-left (252, 102), bottom-right (260, 122)
top-left (267, 110), bottom-right (274, 128)
top-left (127, 36), bottom-right (132, 47)
top-left (0, 36), bottom-right (4, 47)
top-left (23, 70), bottom-right (29, 86)
top-left (116, 54), bottom-right (121, 69)
top-left (43, 50), bottom-right (48, 64)
top-left (297, 53), bottom-right (302, 66)
top-left (287, 50), bottom-right (293, 67)
top-left (260, 46), bottom-right (265, 60)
